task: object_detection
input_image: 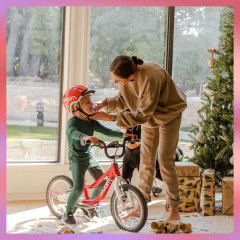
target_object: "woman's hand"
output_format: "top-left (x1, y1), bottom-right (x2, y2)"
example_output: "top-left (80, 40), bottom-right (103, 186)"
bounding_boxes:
top-left (123, 133), bottom-right (137, 141)
top-left (93, 101), bottom-right (104, 112)
top-left (83, 135), bottom-right (99, 145)
top-left (90, 112), bottom-right (111, 121)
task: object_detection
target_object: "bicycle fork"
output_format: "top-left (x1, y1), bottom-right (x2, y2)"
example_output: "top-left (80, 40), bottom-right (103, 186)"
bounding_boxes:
top-left (112, 156), bottom-right (135, 210)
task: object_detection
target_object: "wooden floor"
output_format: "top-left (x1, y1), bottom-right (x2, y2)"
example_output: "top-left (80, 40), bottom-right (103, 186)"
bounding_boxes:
top-left (6, 194), bottom-right (234, 234)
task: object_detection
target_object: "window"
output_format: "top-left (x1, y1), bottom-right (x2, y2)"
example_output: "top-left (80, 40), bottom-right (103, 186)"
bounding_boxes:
top-left (172, 7), bottom-right (233, 139)
top-left (7, 7), bottom-right (64, 163)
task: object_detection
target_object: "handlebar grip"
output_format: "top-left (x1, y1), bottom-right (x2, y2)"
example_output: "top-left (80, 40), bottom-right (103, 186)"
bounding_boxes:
top-left (98, 140), bottom-right (105, 149)
top-left (80, 139), bottom-right (91, 146)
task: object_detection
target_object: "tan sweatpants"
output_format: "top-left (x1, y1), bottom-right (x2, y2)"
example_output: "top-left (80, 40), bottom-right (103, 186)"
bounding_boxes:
top-left (138, 114), bottom-right (182, 207)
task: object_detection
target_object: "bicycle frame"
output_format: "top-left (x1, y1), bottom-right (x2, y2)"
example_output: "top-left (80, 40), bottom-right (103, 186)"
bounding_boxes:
top-left (82, 162), bottom-right (121, 205)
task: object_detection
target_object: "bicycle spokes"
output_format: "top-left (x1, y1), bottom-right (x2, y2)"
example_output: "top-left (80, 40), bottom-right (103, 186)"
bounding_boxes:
top-left (110, 184), bottom-right (148, 232)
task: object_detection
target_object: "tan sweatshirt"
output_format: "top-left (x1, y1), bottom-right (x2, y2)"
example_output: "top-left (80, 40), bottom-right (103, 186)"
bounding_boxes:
top-left (102, 62), bottom-right (187, 128)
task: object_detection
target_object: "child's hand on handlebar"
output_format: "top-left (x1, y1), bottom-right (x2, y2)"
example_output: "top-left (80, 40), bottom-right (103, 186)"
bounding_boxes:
top-left (83, 135), bottom-right (99, 145)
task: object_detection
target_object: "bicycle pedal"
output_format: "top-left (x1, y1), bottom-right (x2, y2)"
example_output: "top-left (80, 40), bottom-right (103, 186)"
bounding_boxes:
top-left (152, 187), bottom-right (162, 194)
top-left (81, 208), bottom-right (98, 219)
top-left (76, 203), bottom-right (99, 209)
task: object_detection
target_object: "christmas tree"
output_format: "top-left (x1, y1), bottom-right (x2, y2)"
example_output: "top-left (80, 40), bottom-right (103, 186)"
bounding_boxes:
top-left (189, 13), bottom-right (233, 186)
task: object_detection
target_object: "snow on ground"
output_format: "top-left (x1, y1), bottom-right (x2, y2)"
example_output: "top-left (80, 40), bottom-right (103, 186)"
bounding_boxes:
top-left (7, 193), bottom-right (233, 234)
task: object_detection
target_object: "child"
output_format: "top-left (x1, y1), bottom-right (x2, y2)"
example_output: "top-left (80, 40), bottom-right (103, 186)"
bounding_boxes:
top-left (62, 85), bottom-right (131, 225)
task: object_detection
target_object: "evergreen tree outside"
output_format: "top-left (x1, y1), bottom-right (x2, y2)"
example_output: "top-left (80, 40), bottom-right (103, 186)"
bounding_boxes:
top-left (189, 12), bottom-right (233, 186)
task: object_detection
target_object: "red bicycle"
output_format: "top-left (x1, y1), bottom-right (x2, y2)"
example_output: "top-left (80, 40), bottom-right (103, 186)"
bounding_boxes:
top-left (46, 136), bottom-right (148, 232)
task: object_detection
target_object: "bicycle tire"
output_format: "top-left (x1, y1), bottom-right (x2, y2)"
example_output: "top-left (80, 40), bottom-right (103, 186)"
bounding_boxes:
top-left (46, 175), bottom-right (75, 218)
top-left (110, 184), bottom-right (148, 232)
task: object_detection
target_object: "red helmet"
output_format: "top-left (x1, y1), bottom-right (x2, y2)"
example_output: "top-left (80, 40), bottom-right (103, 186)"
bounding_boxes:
top-left (63, 85), bottom-right (95, 113)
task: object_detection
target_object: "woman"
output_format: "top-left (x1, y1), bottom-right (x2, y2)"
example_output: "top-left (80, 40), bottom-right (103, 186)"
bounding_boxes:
top-left (90, 55), bottom-right (187, 221)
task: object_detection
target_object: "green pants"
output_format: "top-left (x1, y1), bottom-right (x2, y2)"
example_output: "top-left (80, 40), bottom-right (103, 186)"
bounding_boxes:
top-left (66, 158), bottom-right (105, 213)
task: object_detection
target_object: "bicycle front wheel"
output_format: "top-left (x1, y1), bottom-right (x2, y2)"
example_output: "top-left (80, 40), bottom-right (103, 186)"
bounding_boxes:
top-left (46, 175), bottom-right (73, 218)
top-left (110, 184), bottom-right (148, 232)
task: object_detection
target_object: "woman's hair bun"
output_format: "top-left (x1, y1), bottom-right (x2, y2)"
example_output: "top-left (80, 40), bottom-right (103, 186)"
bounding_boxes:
top-left (132, 56), bottom-right (144, 65)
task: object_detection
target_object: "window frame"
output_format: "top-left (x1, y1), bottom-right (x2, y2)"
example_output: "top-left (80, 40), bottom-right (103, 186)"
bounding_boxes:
top-left (165, 6), bottom-right (175, 76)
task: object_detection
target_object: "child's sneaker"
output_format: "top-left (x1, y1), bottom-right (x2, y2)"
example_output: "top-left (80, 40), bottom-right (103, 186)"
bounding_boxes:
top-left (62, 212), bottom-right (76, 225)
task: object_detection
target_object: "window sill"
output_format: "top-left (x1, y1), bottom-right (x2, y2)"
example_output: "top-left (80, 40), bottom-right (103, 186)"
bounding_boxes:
top-left (7, 163), bottom-right (69, 172)
top-left (7, 160), bottom-right (119, 167)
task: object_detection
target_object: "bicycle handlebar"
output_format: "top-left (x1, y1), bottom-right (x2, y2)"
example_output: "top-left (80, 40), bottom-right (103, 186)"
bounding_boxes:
top-left (80, 135), bottom-right (137, 159)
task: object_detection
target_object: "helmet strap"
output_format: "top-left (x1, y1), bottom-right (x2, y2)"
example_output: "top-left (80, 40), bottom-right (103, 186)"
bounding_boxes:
top-left (72, 102), bottom-right (95, 118)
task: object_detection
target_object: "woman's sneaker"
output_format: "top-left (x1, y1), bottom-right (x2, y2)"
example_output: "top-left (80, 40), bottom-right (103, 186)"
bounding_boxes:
top-left (62, 212), bottom-right (76, 225)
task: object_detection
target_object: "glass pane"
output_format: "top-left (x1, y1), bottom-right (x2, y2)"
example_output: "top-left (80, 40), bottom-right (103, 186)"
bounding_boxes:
top-left (172, 7), bottom-right (233, 148)
top-left (89, 7), bottom-right (167, 142)
top-left (7, 7), bottom-right (63, 162)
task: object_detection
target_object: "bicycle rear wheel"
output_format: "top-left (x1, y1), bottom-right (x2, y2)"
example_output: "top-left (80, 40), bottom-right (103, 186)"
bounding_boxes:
top-left (46, 175), bottom-right (73, 218)
top-left (110, 184), bottom-right (148, 232)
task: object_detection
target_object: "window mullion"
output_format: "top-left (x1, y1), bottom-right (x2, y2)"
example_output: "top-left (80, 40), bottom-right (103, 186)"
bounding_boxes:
top-left (165, 6), bottom-right (175, 76)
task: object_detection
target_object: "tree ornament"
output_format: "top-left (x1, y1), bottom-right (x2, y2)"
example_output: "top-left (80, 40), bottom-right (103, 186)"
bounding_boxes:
top-left (207, 49), bottom-right (217, 68)
top-left (196, 132), bottom-right (203, 142)
top-left (230, 156), bottom-right (233, 165)
top-left (210, 95), bottom-right (214, 110)
top-left (208, 58), bottom-right (215, 67)
top-left (200, 119), bottom-right (205, 126)
top-left (203, 86), bottom-right (214, 96)
top-left (202, 83), bottom-right (208, 90)
top-left (220, 135), bottom-right (227, 141)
